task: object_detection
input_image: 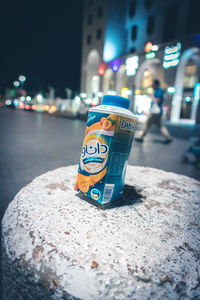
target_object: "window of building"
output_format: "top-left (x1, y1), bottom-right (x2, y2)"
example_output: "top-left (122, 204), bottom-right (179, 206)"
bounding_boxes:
top-left (87, 35), bottom-right (92, 45)
top-left (131, 25), bottom-right (137, 40)
top-left (129, 0), bottom-right (136, 18)
top-left (183, 64), bottom-right (198, 88)
top-left (162, 3), bottom-right (178, 43)
top-left (142, 70), bottom-right (153, 88)
top-left (186, 0), bottom-right (200, 36)
top-left (130, 47), bottom-right (136, 53)
top-left (145, 0), bottom-right (153, 10)
top-left (97, 6), bottom-right (103, 18)
top-left (147, 15), bottom-right (155, 35)
top-left (97, 28), bottom-right (102, 40)
top-left (88, 14), bottom-right (93, 25)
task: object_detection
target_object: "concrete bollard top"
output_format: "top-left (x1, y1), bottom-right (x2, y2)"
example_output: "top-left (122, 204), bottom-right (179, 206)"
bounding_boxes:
top-left (2, 165), bottom-right (200, 299)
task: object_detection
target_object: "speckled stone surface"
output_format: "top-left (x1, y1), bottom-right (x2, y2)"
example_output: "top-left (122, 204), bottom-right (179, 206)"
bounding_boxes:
top-left (2, 165), bottom-right (200, 300)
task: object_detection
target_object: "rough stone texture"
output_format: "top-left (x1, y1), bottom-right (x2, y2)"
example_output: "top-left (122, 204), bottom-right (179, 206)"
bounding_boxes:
top-left (2, 165), bottom-right (200, 300)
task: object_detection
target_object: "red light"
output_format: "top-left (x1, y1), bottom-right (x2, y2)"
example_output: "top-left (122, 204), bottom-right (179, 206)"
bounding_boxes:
top-left (19, 102), bottom-right (24, 109)
top-left (25, 104), bottom-right (30, 110)
top-left (98, 68), bottom-right (104, 76)
top-left (145, 41), bottom-right (152, 53)
top-left (98, 63), bottom-right (106, 76)
top-left (32, 105), bottom-right (36, 110)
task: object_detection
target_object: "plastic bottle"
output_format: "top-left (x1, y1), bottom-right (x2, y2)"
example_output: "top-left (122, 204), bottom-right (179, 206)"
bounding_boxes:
top-left (74, 95), bottom-right (137, 204)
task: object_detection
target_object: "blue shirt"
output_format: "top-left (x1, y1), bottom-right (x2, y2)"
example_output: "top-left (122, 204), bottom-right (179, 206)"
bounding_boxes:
top-left (153, 88), bottom-right (164, 115)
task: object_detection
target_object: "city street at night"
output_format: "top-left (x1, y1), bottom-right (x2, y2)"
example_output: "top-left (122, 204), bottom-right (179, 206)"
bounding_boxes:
top-left (0, 108), bottom-right (199, 220)
top-left (1, 0), bottom-right (200, 298)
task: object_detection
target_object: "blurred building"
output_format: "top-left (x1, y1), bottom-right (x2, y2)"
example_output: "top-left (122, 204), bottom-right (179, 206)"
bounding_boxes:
top-left (81, 0), bottom-right (200, 124)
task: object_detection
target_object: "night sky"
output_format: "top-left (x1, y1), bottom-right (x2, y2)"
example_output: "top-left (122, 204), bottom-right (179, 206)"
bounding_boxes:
top-left (0, 0), bottom-right (83, 95)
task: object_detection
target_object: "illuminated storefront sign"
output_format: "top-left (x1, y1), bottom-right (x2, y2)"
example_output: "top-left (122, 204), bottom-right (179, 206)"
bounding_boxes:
top-left (103, 41), bottom-right (117, 62)
top-left (125, 56), bottom-right (139, 76)
top-left (191, 82), bottom-right (200, 120)
top-left (163, 59), bottom-right (180, 69)
top-left (97, 91), bottom-right (103, 97)
top-left (164, 43), bottom-right (181, 55)
top-left (194, 82), bottom-right (200, 101)
top-left (98, 64), bottom-right (106, 76)
top-left (121, 88), bottom-right (132, 98)
top-left (145, 52), bottom-right (155, 60)
top-left (144, 42), bottom-right (159, 52)
top-left (107, 90), bottom-right (117, 95)
top-left (163, 42), bottom-right (181, 69)
top-left (80, 93), bottom-right (87, 98)
top-left (112, 65), bottom-right (119, 72)
top-left (144, 41), bottom-right (152, 53)
top-left (164, 53), bottom-right (180, 61)
top-left (185, 96), bottom-right (191, 102)
top-left (145, 42), bottom-right (158, 60)
top-left (135, 88), bottom-right (153, 95)
top-left (151, 45), bottom-right (159, 51)
top-left (110, 59), bottom-right (121, 72)
top-left (167, 87), bottom-right (175, 94)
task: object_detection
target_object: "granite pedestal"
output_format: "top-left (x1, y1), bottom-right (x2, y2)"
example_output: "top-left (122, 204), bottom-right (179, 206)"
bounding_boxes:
top-left (2, 165), bottom-right (200, 299)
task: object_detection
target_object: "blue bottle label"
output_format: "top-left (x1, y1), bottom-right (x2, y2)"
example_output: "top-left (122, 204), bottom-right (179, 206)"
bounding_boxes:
top-left (75, 111), bottom-right (137, 204)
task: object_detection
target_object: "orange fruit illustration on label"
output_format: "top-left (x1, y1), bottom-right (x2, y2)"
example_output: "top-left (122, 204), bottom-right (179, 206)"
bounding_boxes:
top-left (76, 173), bottom-right (91, 193)
top-left (85, 115), bottom-right (117, 136)
top-left (99, 115), bottom-right (116, 131)
top-left (90, 167), bottom-right (107, 185)
top-left (100, 117), bottom-right (107, 126)
top-left (102, 119), bottom-right (112, 130)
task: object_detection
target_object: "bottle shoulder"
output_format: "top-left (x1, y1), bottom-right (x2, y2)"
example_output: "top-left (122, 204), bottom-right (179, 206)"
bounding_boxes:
top-left (89, 105), bottom-right (137, 120)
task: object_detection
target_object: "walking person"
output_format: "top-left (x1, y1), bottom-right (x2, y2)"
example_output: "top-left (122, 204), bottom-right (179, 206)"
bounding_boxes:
top-left (135, 79), bottom-right (173, 144)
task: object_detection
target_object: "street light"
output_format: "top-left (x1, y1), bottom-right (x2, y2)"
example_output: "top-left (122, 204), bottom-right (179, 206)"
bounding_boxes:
top-left (75, 96), bottom-right (81, 103)
top-left (26, 96), bottom-right (31, 101)
top-left (80, 93), bottom-right (87, 98)
top-left (19, 75), bottom-right (26, 83)
top-left (92, 76), bottom-right (98, 81)
top-left (37, 94), bottom-right (43, 103)
top-left (97, 92), bottom-right (103, 97)
top-left (13, 81), bottom-right (20, 87)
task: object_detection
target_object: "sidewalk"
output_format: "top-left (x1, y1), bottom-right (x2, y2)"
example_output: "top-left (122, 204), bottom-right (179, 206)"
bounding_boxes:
top-left (136, 121), bottom-right (200, 140)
